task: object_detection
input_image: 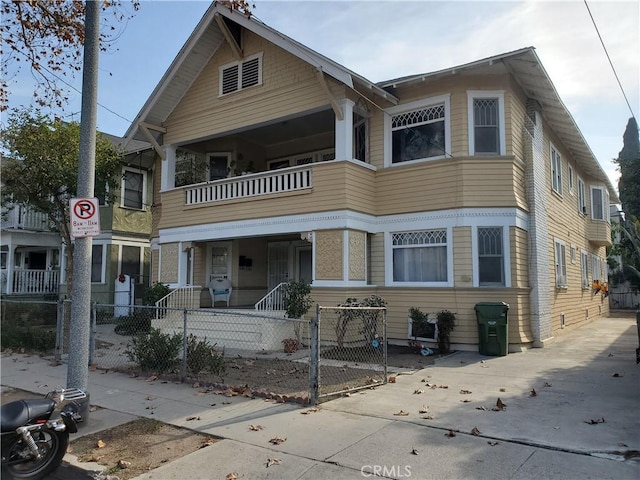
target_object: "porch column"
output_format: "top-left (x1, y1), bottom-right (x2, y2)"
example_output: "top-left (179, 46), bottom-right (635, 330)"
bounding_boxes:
top-left (6, 243), bottom-right (15, 294)
top-left (161, 144), bottom-right (176, 191)
top-left (334, 99), bottom-right (355, 161)
top-left (177, 241), bottom-right (193, 286)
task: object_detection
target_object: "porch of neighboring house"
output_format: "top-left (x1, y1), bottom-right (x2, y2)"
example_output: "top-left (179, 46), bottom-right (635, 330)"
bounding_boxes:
top-left (1, 207), bottom-right (61, 297)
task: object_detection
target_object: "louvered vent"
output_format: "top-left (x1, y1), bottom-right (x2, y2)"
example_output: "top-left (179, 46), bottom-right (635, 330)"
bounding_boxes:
top-left (221, 65), bottom-right (239, 95)
top-left (241, 57), bottom-right (260, 88)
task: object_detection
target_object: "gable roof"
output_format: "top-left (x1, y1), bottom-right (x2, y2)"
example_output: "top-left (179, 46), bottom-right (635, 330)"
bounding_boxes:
top-left (124, 2), bottom-right (397, 144)
top-left (380, 47), bottom-right (618, 202)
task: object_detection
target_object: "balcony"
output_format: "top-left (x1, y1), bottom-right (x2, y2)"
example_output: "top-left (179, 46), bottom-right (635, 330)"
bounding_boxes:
top-left (4, 269), bottom-right (60, 295)
top-left (586, 220), bottom-right (611, 247)
top-left (2, 206), bottom-right (52, 231)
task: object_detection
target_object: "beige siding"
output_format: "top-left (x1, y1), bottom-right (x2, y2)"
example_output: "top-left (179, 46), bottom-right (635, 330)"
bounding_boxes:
top-left (454, 226), bottom-right (473, 287)
top-left (511, 227), bottom-right (529, 288)
top-left (509, 78), bottom-right (528, 162)
top-left (348, 230), bottom-right (366, 281)
top-left (369, 233), bottom-right (384, 285)
top-left (160, 243), bottom-right (179, 283)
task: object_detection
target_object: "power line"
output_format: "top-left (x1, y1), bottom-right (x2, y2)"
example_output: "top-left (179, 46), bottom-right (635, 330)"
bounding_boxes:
top-left (584, 0), bottom-right (638, 125)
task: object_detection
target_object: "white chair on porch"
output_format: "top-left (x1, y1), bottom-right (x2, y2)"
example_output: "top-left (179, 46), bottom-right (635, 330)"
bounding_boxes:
top-left (209, 277), bottom-right (232, 307)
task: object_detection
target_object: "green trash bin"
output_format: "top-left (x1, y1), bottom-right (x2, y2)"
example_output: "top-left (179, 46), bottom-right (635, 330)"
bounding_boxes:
top-left (474, 302), bottom-right (509, 356)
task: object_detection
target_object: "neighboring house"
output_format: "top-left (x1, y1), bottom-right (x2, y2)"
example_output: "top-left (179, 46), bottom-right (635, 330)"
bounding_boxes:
top-left (1, 137), bottom-right (154, 305)
top-left (123, 3), bottom-right (617, 350)
top-left (608, 205), bottom-right (640, 310)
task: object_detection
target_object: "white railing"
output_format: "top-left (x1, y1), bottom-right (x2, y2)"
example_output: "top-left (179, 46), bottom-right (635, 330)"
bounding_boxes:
top-left (3, 206), bottom-right (52, 231)
top-left (255, 282), bottom-right (287, 312)
top-left (184, 165), bottom-right (312, 206)
top-left (155, 286), bottom-right (201, 314)
top-left (11, 269), bottom-right (60, 295)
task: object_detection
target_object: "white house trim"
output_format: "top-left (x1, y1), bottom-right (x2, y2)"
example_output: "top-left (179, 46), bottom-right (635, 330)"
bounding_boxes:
top-left (467, 90), bottom-right (506, 156)
top-left (471, 225), bottom-right (512, 287)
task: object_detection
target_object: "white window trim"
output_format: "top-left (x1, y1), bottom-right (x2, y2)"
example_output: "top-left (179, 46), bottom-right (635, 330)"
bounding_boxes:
top-left (206, 152), bottom-right (233, 180)
top-left (590, 185), bottom-right (609, 222)
top-left (591, 254), bottom-right (602, 282)
top-left (207, 241), bottom-right (232, 284)
top-left (467, 90), bottom-right (506, 156)
top-left (568, 164), bottom-right (574, 195)
top-left (117, 243), bottom-right (145, 284)
top-left (577, 176), bottom-right (586, 215)
top-left (550, 143), bottom-right (563, 196)
top-left (580, 250), bottom-right (589, 289)
top-left (384, 94), bottom-right (452, 168)
top-left (218, 52), bottom-right (263, 97)
top-left (554, 238), bottom-right (567, 288)
top-left (120, 166), bottom-right (147, 211)
top-left (471, 226), bottom-right (511, 287)
top-left (92, 241), bottom-right (107, 284)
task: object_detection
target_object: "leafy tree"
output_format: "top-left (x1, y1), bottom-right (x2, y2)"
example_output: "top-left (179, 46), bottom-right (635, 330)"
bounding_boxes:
top-left (1, 0), bottom-right (140, 111)
top-left (615, 117), bottom-right (640, 220)
top-left (615, 216), bottom-right (640, 293)
top-left (1, 108), bottom-right (122, 297)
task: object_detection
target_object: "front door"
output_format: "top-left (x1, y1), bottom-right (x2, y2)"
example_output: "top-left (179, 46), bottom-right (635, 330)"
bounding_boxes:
top-left (267, 243), bottom-right (289, 290)
top-left (297, 247), bottom-right (312, 284)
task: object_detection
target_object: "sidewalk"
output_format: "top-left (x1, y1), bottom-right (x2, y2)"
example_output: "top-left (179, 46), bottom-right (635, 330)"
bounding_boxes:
top-left (2, 315), bottom-right (639, 480)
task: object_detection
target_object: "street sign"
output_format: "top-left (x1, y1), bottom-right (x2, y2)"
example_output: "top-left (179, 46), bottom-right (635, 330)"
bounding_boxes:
top-left (70, 197), bottom-right (101, 237)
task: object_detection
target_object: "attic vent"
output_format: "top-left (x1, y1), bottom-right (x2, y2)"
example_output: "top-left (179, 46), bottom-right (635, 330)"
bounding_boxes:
top-left (219, 53), bottom-right (262, 96)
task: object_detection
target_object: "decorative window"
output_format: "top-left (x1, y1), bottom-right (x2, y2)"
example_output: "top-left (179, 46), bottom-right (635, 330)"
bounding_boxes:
top-left (121, 245), bottom-right (143, 284)
top-left (91, 244), bottom-right (104, 283)
top-left (219, 53), bottom-right (262, 96)
top-left (577, 177), bottom-right (586, 215)
top-left (568, 165), bottom-right (574, 194)
top-left (207, 153), bottom-right (232, 181)
top-left (467, 91), bottom-right (505, 155)
top-left (391, 229), bottom-right (448, 284)
top-left (210, 244), bottom-right (230, 280)
top-left (353, 111), bottom-right (368, 162)
top-left (590, 186), bottom-right (609, 221)
top-left (551, 145), bottom-right (563, 195)
top-left (386, 95), bottom-right (450, 166)
top-left (477, 227), bottom-right (505, 286)
top-left (175, 150), bottom-right (206, 187)
top-left (580, 250), bottom-right (589, 288)
top-left (122, 168), bottom-right (146, 210)
top-left (554, 239), bottom-right (567, 288)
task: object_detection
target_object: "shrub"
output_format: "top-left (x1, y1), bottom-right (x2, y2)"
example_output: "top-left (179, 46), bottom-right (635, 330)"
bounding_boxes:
top-left (114, 309), bottom-right (152, 335)
top-left (126, 328), bottom-right (182, 372)
top-left (408, 307), bottom-right (433, 339)
top-left (436, 310), bottom-right (456, 354)
top-left (1, 324), bottom-right (56, 352)
top-left (282, 280), bottom-right (313, 319)
top-left (142, 282), bottom-right (171, 306)
top-left (186, 335), bottom-right (225, 376)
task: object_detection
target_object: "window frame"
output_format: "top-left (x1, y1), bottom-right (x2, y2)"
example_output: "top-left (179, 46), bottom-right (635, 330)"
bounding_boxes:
top-left (121, 167), bottom-right (147, 211)
top-left (591, 254), bottom-right (601, 282)
top-left (577, 176), bottom-right (586, 215)
top-left (568, 164), bottom-right (574, 194)
top-left (386, 228), bottom-right (453, 287)
top-left (554, 238), bottom-right (567, 288)
top-left (218, 52), bottom-right (263, 97)
top-left (91, 243), bottom-right (107, 284)
top-left (467, 90), bottom-right (506, 156)
top-left (206, 152), bottom-right (233, 181)
top-left (119, 244), bottom-right (144, 284)
top-left (550, 144), bottom-right (563, 196)
top-left (384, 94), bottom-right (451, 167)
top-left (580, 250), bottom-right (589, 288)
top-left (590, 185), bottom-right (609, 222)
top-left (474, 226), bottom-right (507, 287)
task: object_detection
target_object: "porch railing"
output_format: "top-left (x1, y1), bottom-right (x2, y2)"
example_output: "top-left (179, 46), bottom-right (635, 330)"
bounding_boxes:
top-left (11, 269), bottom-right (60, 294)
top-left (3, 206), bottom-right (52, 231)
top-left (184, 165), bottom-right (312, 206)
top-left (255, 282), bottom-right (287, 312)
top-left (155, 286), bottom-right (201, 319)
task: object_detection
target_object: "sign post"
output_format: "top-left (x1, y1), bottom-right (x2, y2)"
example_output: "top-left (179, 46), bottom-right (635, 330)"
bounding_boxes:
top-left (70, 198), bottom-right (100, 238)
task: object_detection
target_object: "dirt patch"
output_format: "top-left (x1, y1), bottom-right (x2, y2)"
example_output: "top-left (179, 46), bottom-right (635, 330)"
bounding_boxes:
top-left (70, 418), bottom-right (216, 480)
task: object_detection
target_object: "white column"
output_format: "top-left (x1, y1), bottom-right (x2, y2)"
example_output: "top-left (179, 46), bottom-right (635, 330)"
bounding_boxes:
top-left (6, 243), bottom-right (15, 294)
top-left (161, 144), bottom-right (177, 191)
top-left (334, 99), bottom-right (355, 161)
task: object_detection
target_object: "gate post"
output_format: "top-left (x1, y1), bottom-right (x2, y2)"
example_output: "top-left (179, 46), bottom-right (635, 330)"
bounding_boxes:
top-left (308, 305), bottom-right (320, 406)
top-left (55, 300), bottom-right (64, 364)
top-left (181, 309), bottom-right (188, 382)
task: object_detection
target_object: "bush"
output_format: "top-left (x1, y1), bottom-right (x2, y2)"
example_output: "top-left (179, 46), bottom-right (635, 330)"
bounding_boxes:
top-left (142, 282), bottom-right (171, 306)
top-left (126, 328), bottom-right (182, 372)
top-left (282, 280), bottom-right (313, 319)
top-left (186, 335), bottom-right (225, 376)
top-left (114, 309), bottom-right (152, 335)
top-left (1, 324), bottom-right (56, 352)
top-left (436, 310), bottom-right (456, 353)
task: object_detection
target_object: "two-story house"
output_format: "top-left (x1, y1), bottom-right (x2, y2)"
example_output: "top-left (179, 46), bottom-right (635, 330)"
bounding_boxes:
top-left (1, 136), bottom-right (154, 305)
top-left (124, 4), bottom-right (616, 351)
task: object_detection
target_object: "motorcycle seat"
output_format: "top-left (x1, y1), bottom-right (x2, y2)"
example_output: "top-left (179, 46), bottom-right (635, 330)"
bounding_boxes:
top-left (1, 399), bottom-right (56, 432)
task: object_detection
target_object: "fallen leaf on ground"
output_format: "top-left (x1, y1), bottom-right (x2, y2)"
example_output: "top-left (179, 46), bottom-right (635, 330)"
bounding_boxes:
top-left (393, 410), bottom-right (409, 416)
top-left (496, 398), bottom-right (506, 410)
top-left (411, 448), bottom-right (419, 455)
top-left (201, 438), bottom-right (216, 447)
top-left (499, 388), bottom-right (506, 392)
top-left (266, 457), bottom-right (281, 467)
top-left (584, 418), bottom-right (605, 425)
top-left (88, 455), bottom-right (104, 462)
top-left (249, 424), bottom-right (264, 431)
top-left (96, 440), bottom-right (106, 449)
top-left (488, 441), bottom-right (499, 446)
top-left (146, 375), bottom-right (158, 382)
top-left (612, 373), bottom-right (622, 378)
top-left (530, 388), bottom-right (537, 397)
top-left (192, 381), bottom-right (201, 388)
top-left (460, 389), bottom-right (472, 394)
top-left (543, 382), bottom-right (552, 387)
top-left (419, 405), bottom-right (429, 413)
top-left (471, 427), bottom-right (481, 436)
top-left (445, 430), bottom-right (457, 438)
top-left (146, 396), bottom-right (155, 401)
top-left (460, 399), bottom-right (471, 403)
top-left (476, 406), bottom-right (487, 411)
top-left (301, 407), bottom-right (319, 415)
top-left (414, 389), bottom-right (424, 394)
top-left (186, 416), bottom-right (201, 421)
top-left (438, 385), bottom-right (449, 389)
top-left (269, 437), bottom-right (286, 445)
top-left (226, 473), bottom-right (238, 480)
top-left (421, 415), bottom-right (434, 420)
top-left (388, 376), bottom-right (396, 383)
top-left (118, 460), bottom-right (131, 469)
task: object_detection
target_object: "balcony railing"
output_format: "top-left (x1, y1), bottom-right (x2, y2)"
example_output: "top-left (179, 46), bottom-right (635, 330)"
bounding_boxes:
top-left (10, 269), bottom-right (60, 295)
top-left (3, 206), bottom-right (51, 231)
top-left (184, 165), bottom-right (312, 206)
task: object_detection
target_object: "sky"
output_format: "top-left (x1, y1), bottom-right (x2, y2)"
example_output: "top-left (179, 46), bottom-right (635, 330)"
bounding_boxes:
top-left (4, 0), bottom-right (639, 191)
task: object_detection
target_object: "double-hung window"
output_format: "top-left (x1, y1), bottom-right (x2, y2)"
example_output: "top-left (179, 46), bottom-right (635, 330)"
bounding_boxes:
top-left (590, 186), bottom-right (609, 221)
top-left (122, 168), bottom-right (146, 210)
top-left (391, 229), bottom-right (448, 284)
top-left (121, 245), bottom-right (143, 284)
top-left (568, 165), bottom-right (574, 194)
top-left (467, 91), bottom-right (505, 155)
top-left (91, 244), bottom-right (105, 283)
top-left (387, 95), bottom-right (450, 165)
top-left (591, 255), bottom-right (601, 282)
top-left (580, 250), bottom-right (589, 288)
top-left (477, 227), bottom-right (505, 286)
top-left (551, 145), bottom-right (563, 195)
top-left (577, 177), bottom-right (586, 215)
top-left (554, 239), bottom-right (567, 288)
top-left (219, 53), bottom-right (262, 96)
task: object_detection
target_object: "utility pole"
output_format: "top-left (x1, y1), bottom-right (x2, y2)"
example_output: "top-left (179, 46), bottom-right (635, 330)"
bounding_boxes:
top-left (67, 0), bottom-right (100, 396)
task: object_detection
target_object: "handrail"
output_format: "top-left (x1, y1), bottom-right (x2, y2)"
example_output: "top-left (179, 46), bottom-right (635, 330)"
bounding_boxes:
top-left (10, 269), bottom-right (60, 294)
top-left (255, 282), bottom-right (287, 312)
top-left (155, 286), bottom-right (201, 319)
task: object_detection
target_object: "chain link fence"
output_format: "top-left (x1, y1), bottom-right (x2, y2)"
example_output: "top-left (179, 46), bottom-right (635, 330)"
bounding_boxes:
top-left (312, 305), bottom-right (387, 403)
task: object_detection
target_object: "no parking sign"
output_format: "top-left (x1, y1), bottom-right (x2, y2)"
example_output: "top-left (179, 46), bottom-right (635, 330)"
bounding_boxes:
top-left (70, 197), bottom-right (101, 237)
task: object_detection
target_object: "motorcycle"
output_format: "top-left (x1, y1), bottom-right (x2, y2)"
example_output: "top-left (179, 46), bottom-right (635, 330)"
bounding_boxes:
top-left (1, 387), bottom-right (86, 480)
